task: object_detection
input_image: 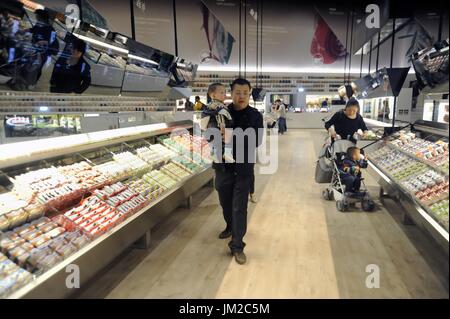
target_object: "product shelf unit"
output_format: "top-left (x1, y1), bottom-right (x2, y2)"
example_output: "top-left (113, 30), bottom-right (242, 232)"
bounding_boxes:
top-left (0, 120), bottom-right (213, 298)
top-left (367, 124), bottom-right (449, 255)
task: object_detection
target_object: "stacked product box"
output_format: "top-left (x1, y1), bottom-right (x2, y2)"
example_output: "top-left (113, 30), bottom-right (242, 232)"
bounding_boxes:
top-left (0, 215), bottom-right (91, 297)
top-left (143, 170), bottom-right (177, 189)
top-left (0, 193), bottom-right (45, 232)
top-left (160, 163), bottom-right (191, 181)
top-left (126, 179), bottom-right (165, 202)
top-left (13, 168), bottom-right (85, 212)
top-left (63, 182), bottom-right (150, 238)
top-left (0, 256), bottom-right (33, 298)
top-left (95, 161), bottom-right (131, 182)
top-left (135, 146), bottom-right (172, 169)
top-left (171, 156), bottom-right (203, 174)
top-left (57, 161), bottom-right (110, 191)
top-left (113, 152), bottom-right (150, 177)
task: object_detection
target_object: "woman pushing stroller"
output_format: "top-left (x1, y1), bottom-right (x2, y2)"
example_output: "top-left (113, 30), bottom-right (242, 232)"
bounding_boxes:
top-left (324, 97), bottom-right (369, 143)
top-left (319, 97), bottom-right (375, 212)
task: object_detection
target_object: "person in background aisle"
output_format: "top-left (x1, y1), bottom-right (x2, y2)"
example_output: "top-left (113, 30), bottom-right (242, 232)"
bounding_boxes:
top-left (275, 99), bottom-right (287, 135)
top-left (184, 98), bottom-right (194, 111)
top-left (214, 77), bottom-right (264, 265)
top-left (324, 97), bottom-right (369, 144)
top-left (194, 96), bottom-right (206, 111)
top-left (321, 98), bottom-right (330, 112)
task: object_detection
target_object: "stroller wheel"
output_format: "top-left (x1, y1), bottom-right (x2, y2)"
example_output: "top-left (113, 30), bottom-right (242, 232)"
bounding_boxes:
top-left (362, 199), bottom-right (375, 212)
top-left (322, 188), bottom-right (334, 201)
top-left (336, 200), bottom-right (348, 212)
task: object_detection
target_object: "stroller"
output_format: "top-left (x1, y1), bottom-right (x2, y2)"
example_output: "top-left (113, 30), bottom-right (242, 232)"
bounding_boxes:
top-left (316, 138), bottom-right (375, 212)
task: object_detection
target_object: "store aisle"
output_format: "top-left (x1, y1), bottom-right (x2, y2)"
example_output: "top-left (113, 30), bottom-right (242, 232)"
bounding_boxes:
top-left (77, 130), bottom-right (449, 299)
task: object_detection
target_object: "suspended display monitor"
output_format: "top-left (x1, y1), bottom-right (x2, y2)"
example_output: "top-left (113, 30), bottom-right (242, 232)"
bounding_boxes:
top-left (0, 1), bottom-right (126, 96)
top-left (412, 39), bottom-right (449, 92)
top-left (353, 67), bottom-right (410, 99)
top-left (121, 38), bottom-right (173, 94)
top-left (168, 58), bottom-right (197, 88)
top-left (1, 0), bottom-right (197, 97)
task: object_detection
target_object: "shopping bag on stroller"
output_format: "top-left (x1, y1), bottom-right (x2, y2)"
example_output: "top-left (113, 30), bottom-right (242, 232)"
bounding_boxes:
top-left (315, 142), bottom-right (333, 183)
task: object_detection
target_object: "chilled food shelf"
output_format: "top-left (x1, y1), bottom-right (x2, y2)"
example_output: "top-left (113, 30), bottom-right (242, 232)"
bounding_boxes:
top-left (368, 126), bottom-right (449, 253)
top-left (371, 146), bottom-right (449, 231)
top-left (0, 122), bottom-right (213, 298)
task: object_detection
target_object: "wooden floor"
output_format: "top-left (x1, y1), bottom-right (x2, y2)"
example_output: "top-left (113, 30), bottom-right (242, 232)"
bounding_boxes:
top-left (77, 130), bottom-right (449, 299)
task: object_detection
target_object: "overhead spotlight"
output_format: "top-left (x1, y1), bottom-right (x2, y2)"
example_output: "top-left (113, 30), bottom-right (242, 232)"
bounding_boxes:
top-left (298, 87), bottom-right (304, 92)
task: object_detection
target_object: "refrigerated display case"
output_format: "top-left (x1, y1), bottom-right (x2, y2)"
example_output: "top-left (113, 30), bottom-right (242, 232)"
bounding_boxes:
top-left (367, 121), bottom-right (449, 254)
top-left (0, 120), bottom-right (214, 298)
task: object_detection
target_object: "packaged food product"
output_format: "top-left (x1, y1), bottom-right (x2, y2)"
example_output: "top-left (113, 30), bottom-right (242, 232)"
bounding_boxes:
top-left (9, 268), bottom-right (33, 287)
top-left (0, 215), bottom-right (11, 232)
top-left (54, 243), bottom-right (77, 258)
top-left (22, 229), bottom-right (43, 242)
top-left (38, 222), bottom-right (58, 234)
top-left (88, 225), bottom-right (107, 237)
top-left (30, 217), bottom-right (50, 229)
top-left (4, 231), bottom-right (20, 242)
top-left (0, 236), bottom-right (13, 253)
top-left (1, 237), bottom-right (25, 253)
top-left (63, 231), bottom-right (80, 243)
top-left (20, 242), bottom-right (35, 253)
top-left (48, 236), bottom-right (68, 250)
top-left (70, 233), bottom-right (90, 249)
top-left (16, 252), bottom-right (30, 268)
top-left (45, 227), bottom-right (66, 239)
top-left (14, 224), bottom-right (36, 237)
top-left (38, 252), bottom-right (63, 271)
top-left (24, 203), bottom-right (45, 222)
top-left (26, 247), bottom-right (52, 272)
top-left (30, 234), bottom-right (51, 248)
top-left (8, 245), bottom-right (27, 260)
top-left (0, 259), bottom-right (18, 274)
top-left (5, 209), bottom-right (29, 229)
top-left (0, 276), bottom-right (14, 297)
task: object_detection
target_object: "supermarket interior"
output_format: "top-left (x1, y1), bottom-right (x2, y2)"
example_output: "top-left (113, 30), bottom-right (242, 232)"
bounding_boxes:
top-left (0, 0), bottom-right (449, 300)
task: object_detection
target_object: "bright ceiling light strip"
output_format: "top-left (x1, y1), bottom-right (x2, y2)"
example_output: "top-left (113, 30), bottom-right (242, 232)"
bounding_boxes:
top-left (73, 34), bottom-right (129, 55)
top-left (128, 54), bottom-right (159, 66)
top-left (197, 65), bottom-right (416, 74)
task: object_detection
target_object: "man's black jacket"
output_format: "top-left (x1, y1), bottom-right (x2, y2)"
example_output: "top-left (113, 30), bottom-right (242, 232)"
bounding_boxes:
top-left (212, 104), bottom-right (264, 176)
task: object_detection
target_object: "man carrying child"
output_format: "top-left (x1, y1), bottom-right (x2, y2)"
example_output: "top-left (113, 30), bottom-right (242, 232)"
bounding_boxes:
top-left (200, 78), bottom-right (264, 265)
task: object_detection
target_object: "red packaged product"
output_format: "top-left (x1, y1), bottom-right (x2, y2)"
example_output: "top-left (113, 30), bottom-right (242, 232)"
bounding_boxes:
top-left (109, 214), bottom-right (124, 226)
top-left (84, 221), bottom-right (101, 233)
top-left (89, 225), bottom-right (108, 237)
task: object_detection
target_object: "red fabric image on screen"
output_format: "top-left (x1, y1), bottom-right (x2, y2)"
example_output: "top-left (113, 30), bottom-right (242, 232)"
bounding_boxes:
top-left (310, 15), bottom-right (347, 64)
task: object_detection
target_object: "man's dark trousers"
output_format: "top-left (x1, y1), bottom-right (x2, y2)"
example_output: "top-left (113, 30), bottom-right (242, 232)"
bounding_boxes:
top-left (215, 168), bottom-right (252, 253)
